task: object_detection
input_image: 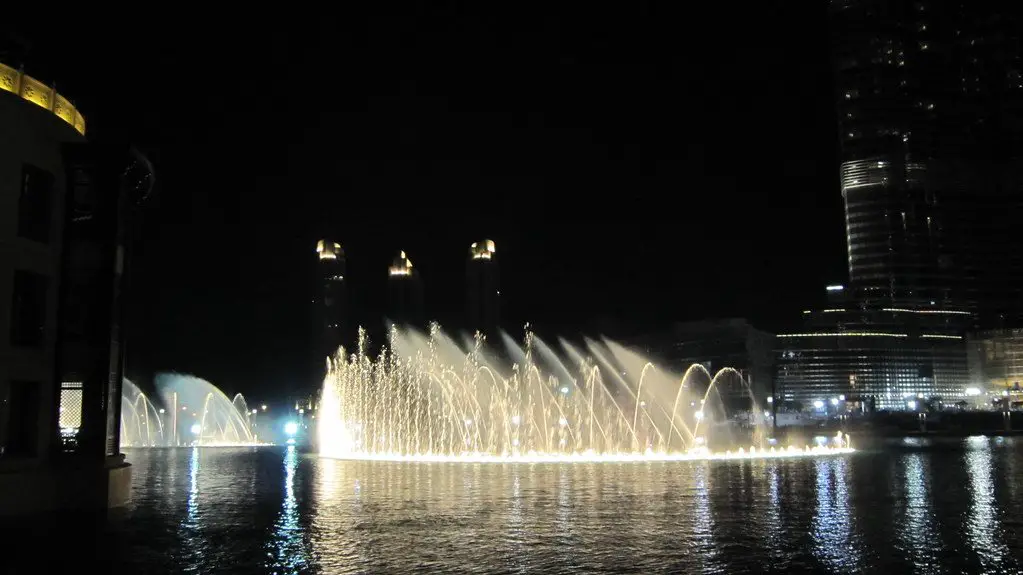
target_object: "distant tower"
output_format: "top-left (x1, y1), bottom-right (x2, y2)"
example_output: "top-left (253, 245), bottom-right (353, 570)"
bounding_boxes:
top-left (387, 250), bottom-right (424, 328)
top-left (315, 240), bottom-right (346, 361)
top-left (466, 239), bottom-right (499, 335)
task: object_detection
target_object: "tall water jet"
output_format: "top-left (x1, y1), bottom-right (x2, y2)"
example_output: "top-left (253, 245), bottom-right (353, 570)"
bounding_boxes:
top-left (118, 374), bottom-right (262, 447)
top-left (318, 326), bottom-right (853, 462)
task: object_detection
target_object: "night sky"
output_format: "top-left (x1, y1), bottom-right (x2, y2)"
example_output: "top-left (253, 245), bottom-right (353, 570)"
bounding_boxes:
top-left (8, 4), bottom-right (844, 398)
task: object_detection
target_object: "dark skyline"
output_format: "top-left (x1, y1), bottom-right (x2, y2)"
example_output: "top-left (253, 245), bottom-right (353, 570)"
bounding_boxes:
top-left (7, 5), bottom-right (844, 397)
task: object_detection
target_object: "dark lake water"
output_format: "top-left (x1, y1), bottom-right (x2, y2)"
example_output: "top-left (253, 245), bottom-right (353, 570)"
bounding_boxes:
top-left (24, 437), bottom-right (1023, 574)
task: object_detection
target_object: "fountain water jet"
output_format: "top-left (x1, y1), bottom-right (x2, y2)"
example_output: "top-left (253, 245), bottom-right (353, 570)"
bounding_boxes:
top-left (318, 326), bottom-right (854, 462)
top-left (118, 374), bottom-right (263, 447)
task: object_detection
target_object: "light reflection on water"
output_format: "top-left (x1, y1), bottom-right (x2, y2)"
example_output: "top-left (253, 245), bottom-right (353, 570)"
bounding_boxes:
top-left (898, 451), bottom-right (940, 573)
top-left (108, 439), bottom-right (1023, 574)
top-left (812, 457), bottom-right (859, 572)
top-left (267, 446), bottom-right (308, 574)
top-left (965, 436), bottom-right (1009, 570)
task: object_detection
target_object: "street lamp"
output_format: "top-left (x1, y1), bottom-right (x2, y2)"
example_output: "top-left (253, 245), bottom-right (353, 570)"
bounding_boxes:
top-left (261, 404), bottom-right (268, 411)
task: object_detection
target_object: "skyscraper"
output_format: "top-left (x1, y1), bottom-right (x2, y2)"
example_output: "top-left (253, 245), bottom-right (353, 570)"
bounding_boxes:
top-left (831, 1), bottom-right (1023, 324)
top-left (314, 239), bottom-right (346, 361)
top-left (387, 250), bottom-right (424, 328)
top-left (775, 3), bottom-right (1023, 410)
top-left (466, 239), bottom-right (499, 335)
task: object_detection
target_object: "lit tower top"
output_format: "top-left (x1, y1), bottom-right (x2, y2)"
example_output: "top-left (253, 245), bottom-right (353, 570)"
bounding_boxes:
top-left (470, 240), bottom-right (496, 260)
top-left (316, 240), bottom-right (343, 261)
top-left (389, 250), bottom-right (415, 277)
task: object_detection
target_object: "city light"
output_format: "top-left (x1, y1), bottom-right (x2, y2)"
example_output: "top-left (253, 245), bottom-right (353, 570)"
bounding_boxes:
top-left (251, 409), bottom-right (257, 415)
top-left (560, 386), bottom-right (570, 394)
top-left (284, 422), bottom-right (299, 436)
top-left (826, 285), bottom-right (844, 291)
top-left (778, 332), bottom-right (908, 338)
top-left (159, 408), bottom-right (165, 414)
top-left (766, 396), bottom-right (773, 404)
top-left (694, 410), bottom-right (704, 421)
top-left (830, 398), bottom-right (839, 406)
top-left (182, 406), bottom-right (188, 411)
top-left (965, 387), bottom-right (981, 396)
top-left (261, 404), bottom-right (268, 411)
top-left (907, 400), bottom-right (918, 410)
top-left (511, 415), bottom-right (521, 426)
top-left (558, 417), bottom-right (568, 427)
top-left (813, 400), bottom-right (825, 409)
top-left (190, 423), bottom-right (201, 435)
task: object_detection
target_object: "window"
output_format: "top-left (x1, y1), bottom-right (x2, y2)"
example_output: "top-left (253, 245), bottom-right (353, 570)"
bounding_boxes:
top-left (0, 381), bottom-right (40, 458)
top-left (17, 164), bottom-right (54, 244)
top-left (9, 270), bottom-right (48, 347)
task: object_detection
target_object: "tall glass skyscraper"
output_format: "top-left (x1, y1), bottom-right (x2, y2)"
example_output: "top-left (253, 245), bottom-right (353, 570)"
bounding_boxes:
top-left (831, 0), bottom-right (1023, 325)
top-left (776, 3), bottom-right (1023, 410)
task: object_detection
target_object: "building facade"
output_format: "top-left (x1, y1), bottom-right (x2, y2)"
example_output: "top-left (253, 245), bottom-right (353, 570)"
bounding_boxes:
top-left (774, 3), bottom-right (1023, 412)
top-left (831, 1), bottom-right (1023, 324)
top-left (0, 61), bottom-right (148, 512)
top-left (314, 239), bottom-right (347, 362)
top-left (968, 329), bottom-right (1023, 397)
top-left (466, 239), bottom-right (499, 335)
top-left (387, 250), bottom-right (424, 328)
top-left (776, 296), bottom-right (969, 411)
top-left (0, 64), bottom-right (84, 466)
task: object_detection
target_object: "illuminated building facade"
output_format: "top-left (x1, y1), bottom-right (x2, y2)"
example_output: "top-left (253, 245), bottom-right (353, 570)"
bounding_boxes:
top-left (1, 63), bottom-right (148, 512)
top-left (967, 329), bottom-right (1023, 397)
top-left (314, 239), bottom-right (347, 362)
top-left (466, 239), bottom-right (499, 335)
top-left (776, 289), bottom-right (969, 411)
top-left (831, 1), bottom-right (1023, 324)
top-left (774, 2), bottom-right (1023, 411)
top-left (387, 250), bottom-right (424, 327)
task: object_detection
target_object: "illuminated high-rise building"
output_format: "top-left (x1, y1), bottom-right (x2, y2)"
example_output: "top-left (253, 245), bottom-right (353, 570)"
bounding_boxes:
top-left (774, 3), bottom-right (1023, 412)
top-left (387, 250), bottom-right (424, 327)
top-left (313, 240), bottom-right (346, 362)
top-left (831, 1), bottom-right (1023, 324)
top-left (466, 240), bottom-right (499, 335)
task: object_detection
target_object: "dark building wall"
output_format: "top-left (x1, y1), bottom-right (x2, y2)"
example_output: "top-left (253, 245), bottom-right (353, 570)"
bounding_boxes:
top-left (313, 240), bottom-right (347, 366)
top-left (387, 251), bottom-right (425, 329)
top-left (831, 1), bottom-right (1023, 325)
top-left (0, 86), bottom-right (82, 466)
top-left (466, 240), bottom-right (499, 335)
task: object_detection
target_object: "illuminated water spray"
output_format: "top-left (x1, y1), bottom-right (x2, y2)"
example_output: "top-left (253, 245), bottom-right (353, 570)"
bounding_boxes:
top-left (318, 326), bottom-right (853, 462)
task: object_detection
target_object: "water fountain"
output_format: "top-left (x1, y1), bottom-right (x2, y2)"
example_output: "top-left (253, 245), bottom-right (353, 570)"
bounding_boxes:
top-left (319, 326), bottom-right (854, 462)
top-left (119, 374), bottom-right (262, 447)
top-left (121, 380), bottom-right (166, 447)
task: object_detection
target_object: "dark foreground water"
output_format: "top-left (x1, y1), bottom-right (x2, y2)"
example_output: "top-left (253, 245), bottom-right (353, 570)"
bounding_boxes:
top-left (25, 437), bottom-right (1023, 574)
